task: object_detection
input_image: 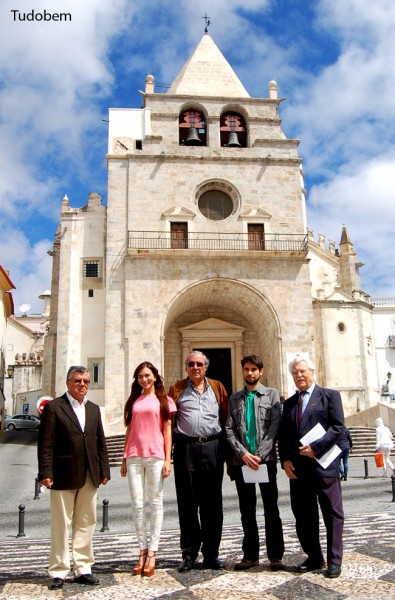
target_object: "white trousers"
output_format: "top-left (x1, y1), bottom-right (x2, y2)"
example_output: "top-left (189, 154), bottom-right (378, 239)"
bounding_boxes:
top-left (378, 444), bottom-right (394, 474)
top-left (49, 472), bottom-right (97, 579)
top-left (126, 456), bottom-right (164, 552)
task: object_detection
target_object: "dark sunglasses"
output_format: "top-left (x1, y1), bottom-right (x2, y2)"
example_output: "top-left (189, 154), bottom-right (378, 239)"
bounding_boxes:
top-left (74, 378), bottom-right (90, 384)
top-left (187, 361), bottom-right (204, 367)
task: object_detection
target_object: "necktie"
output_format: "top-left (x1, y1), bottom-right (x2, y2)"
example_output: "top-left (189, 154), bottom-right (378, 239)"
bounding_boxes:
top-left (297, 391), bottom-right (305, 427)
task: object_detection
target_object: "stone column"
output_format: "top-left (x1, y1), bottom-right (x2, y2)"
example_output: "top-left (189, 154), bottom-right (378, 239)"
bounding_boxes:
top-left (235, 340), bottom-right (244, 391)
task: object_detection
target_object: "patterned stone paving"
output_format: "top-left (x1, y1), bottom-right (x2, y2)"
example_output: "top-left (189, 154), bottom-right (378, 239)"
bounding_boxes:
top-left (0, 513), bottom-right (394, 599)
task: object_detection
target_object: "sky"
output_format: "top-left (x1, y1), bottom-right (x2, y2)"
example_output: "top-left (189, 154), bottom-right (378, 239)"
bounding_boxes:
top-left (1, 0), bottom-right (395, 314)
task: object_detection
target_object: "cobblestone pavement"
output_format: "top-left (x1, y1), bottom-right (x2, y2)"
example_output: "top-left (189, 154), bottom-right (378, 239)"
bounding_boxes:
top-left (0, 512), bottom-right (394, 600)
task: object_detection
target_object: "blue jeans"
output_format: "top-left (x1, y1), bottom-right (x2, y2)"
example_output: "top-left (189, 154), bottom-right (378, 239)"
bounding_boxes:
top-left (339, 449), bottom-right (350, 478)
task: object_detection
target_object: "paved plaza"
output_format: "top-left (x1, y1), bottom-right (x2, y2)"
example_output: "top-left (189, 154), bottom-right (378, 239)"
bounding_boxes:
top-left (1, 432), bottom-right (394, 599)
top-left (0, 511), bottom-right (394, 599)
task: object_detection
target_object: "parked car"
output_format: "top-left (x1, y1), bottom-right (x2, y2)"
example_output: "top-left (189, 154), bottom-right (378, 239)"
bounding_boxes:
top-left (4, 414), bottom-right (40, 431)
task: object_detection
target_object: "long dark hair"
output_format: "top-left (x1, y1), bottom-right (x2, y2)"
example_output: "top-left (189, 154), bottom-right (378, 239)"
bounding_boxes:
top-left (124, 361), bottom-right (170, 426)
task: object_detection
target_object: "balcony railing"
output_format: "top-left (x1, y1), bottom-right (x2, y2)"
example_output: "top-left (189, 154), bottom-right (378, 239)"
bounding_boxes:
top-left (128, 231), bottom-right (308, 252)
top-left (372, 297), bottom-right (395, 307)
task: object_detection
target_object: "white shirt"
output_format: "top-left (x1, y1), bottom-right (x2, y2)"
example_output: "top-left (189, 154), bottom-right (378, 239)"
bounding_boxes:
top-left (66, 391), bottom-right (87, 431)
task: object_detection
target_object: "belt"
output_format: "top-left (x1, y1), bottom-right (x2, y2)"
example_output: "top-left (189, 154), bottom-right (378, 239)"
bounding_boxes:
top-left (174, 433), bottom-right (221, 443)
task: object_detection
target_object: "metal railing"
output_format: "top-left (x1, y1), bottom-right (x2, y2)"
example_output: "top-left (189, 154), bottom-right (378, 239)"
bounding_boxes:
top-left (388, 336), bottom-right (395, 348)
top-left (128, 231), bottom-right (308, 252)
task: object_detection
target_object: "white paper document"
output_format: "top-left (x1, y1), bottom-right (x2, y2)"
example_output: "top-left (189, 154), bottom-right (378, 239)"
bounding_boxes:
top-left (300, 422), bottom-right (326, 446)
top-left (242, 464), bottom-right (269, 483)
top-left (300, 423), bottom-right (342, 469)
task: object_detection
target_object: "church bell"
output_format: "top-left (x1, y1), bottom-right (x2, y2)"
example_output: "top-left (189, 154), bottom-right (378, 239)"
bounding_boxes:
top-left (226, 131), bottom-right (241, 147)
top-left (184, 127), bottom-right (203, 145)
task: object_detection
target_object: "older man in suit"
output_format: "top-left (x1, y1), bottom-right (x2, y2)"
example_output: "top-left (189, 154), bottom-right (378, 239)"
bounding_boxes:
top-left (38, 366), bottom-right (110, 590)
top-left (278, 355), bottom-right (344, 579)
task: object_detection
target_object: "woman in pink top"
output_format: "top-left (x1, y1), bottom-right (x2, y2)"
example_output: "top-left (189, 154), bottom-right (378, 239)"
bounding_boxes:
top-left (121, 362), bottom-right (176, 577)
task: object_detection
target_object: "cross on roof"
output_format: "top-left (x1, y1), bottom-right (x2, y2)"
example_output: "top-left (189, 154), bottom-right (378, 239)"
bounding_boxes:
top-left (202, 12), bottom-right (211, 33)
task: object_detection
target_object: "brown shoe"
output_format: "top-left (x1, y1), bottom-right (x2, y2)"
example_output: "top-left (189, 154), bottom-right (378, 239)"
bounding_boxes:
top-left (270, 559), bottom-right (285, 571)
top-left (133, 549), bottom-right (147, 575)
top-left (143, 551), bottom-right (156, 577)
top-left (234, 558), bottom-right (259, 571)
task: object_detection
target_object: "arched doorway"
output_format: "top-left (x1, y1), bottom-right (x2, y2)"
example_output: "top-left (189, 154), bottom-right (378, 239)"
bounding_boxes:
top-left (161, 279), bottom-right (282, 394)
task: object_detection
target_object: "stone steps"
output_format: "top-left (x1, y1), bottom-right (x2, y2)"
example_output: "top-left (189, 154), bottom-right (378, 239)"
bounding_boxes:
top-left (106, 434), bottom-right (125, 467)
top-left (347, 426), bottom-right (376, 457)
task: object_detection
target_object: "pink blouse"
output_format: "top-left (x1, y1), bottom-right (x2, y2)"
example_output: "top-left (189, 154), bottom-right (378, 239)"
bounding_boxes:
top-left (124, 394), bottom-right (177, 460)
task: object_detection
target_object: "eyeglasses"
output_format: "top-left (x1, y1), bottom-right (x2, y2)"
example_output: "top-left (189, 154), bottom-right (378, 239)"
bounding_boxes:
top-left (291, 369), bottom-right (308, 376)
top-left (187, 361), bottom-right (204, 368)
top-left (73, 378), bottom-right (90, 384)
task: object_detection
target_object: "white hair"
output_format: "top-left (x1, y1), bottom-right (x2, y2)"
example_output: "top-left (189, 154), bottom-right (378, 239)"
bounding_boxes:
top-left (185, 350), bottom-right (209, 367)
top-left (288, 354), bottom-right (315, 374)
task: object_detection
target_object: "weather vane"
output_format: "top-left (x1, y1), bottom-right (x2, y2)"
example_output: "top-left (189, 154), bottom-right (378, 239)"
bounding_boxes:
top-left (202, 12), bottom-right (211, 33)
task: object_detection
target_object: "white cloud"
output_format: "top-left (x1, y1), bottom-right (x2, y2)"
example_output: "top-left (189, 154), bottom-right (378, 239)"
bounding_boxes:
top-left (0, 0), bottom-right (138, 213)
top-left (274, 1), bottom-right (395, 295)
top-left (285, 1), bottom-right (395, 167)
top-left (0, 227), bottom-right (52, 313)
top-left (308, 155), bottom-right (395, 295)
top-left (0, 0), bottom-right (138, 302)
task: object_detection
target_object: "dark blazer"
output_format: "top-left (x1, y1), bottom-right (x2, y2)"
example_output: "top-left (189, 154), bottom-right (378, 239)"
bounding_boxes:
top-left (38, 393), bottom-right (110, 490)
top-left (278, 384), bottom-right (344, 478)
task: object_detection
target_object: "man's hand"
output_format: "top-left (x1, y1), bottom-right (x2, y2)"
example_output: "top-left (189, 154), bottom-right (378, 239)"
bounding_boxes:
top-left (299, 444), bottom-right (315, 458)
top-left (242, 452), bottom-right (261, 471)
top-left (40, 478), bottom-right (53, 488)
top-left (283, 460), bottom-right (297, 479)
top-left (100, 478), bottom-right (109, 485)
top-left (120, 459), bottom-right (127, 478)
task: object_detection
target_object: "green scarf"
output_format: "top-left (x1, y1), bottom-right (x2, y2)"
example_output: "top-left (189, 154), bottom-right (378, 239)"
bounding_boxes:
top-left (245, 388), bottom-right (257, 455)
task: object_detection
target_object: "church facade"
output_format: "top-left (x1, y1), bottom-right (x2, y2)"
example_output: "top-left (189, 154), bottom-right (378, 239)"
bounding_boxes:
top-left (42, 34), bottom-right (379, 434)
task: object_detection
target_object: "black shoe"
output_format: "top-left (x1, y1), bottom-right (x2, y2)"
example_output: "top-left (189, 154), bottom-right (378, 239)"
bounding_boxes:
top-left (202, 557), bottom-right (225, 570)
top-left (73, 574), bottom-right (100, 585)
top-left (339, 474), bottom-right (344, 481)
top-left (297, 559), bottom-right (325, 573)
top-left (48, 577), bottom-right (63, 590)
top-left (326, 564), bottom-right (341, 578)
top-left (178, 557), bottom-right (195, 573)
top-left (343, 477), bottom-right (347, 481)
top-left (270, 559), bottom-right (285, 571)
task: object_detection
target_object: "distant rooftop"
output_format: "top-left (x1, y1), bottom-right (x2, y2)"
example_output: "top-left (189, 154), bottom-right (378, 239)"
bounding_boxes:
top-left (371, 297), bottom-right (395, 307)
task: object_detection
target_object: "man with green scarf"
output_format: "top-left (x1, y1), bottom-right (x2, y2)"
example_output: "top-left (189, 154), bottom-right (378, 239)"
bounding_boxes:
top-left (225, 355), bottom-right (284, 571)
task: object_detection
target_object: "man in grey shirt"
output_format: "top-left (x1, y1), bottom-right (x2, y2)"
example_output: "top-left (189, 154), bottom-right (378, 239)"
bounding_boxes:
top-left (169, 351), bottom-right (228, 572)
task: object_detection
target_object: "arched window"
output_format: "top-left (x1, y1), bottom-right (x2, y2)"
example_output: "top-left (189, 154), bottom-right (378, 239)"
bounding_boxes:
top-left (195, 180), bottom-right (240, 221)
top-left (220, 111), bottom-right (247, 147)
top-left (198, 190), bottom-right (233, 220)
top-left (179, 109), bottom-right (207, 146)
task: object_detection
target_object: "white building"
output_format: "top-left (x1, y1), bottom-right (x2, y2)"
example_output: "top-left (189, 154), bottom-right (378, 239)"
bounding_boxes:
top-left (5, 308), bottom-right (49, 416)
top-left (0, 266), bottom-right (15, 428)
top-left (42, 34), bottom-right (380, 434)
top-left (371, 297), bottom-right (395, 402)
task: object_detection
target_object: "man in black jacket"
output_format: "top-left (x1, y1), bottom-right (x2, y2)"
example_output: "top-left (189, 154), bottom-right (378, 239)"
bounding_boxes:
top-left (278, 355), bottom-right (344, 579)
top-left (38, 366), bottom-right (110, 590)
